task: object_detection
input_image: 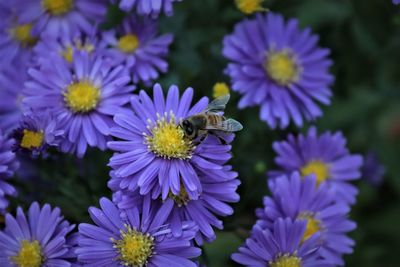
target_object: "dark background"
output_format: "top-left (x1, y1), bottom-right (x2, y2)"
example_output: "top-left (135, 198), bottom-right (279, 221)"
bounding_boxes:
top-left (11, 0), bottom-right (400, 266)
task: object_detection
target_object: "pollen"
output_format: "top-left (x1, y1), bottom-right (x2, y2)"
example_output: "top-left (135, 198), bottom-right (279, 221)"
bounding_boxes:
top-left (42, 0), bottom-right (74, 16)
top-left (235, 0), bottom-right (265, 14)
top-left (118, 34), bottom-right (140, 53)
top-left (11, 24), bottom-right (37, 47)
top-left (11, 240), bottom-right (43, 267)
top-left (64, 81), bottom-right (100, 113)
top-left (212, 82), bottom-right (230, 99)
top-left (264, 50), bottom-right (300, 86)
top-left (298, 213), bottom-right (322, 242)
top-left (113, 225), bottom-right (154, 267)
top-left (301, 160), bottom-right (330, 185)
top-left (145, 112), bottom-right (194, 159)
top-left (168, 184), bottom-right (190, 207)
top-left (20, 130), bottom-right (44, 149)
top-left (270, 254), bottom-right (301, 267)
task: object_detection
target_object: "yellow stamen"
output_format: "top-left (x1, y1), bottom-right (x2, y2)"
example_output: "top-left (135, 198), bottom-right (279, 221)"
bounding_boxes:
top-left (61, 43), bottom-right (95, 63)
top-left (298, 213), bottom-right (321, 242)
top-left (64, 81), bottom-right (100, 113)
top-left (42, 0), bottom-right (73, 16)
top-left (11, 24), bottom-right (37, 47)
top-left (301, 160), bottom-right (330, 185)
top-left (20, 130), bottom-right (44, 149)
top-left (264, 50), bottom-right (300, 86)
top-left (168, 184), bottom-right (190, 207)
top-left (212, 82), bottom-right (230, 99)
top-left (11, 240), bottom-right (43, 267)
top-left (118, 34), bottom-right (140, 53)
top-left (145, 112), bottom-right (194, 159)
top-left (113, 225), bottom-right (154, 266)
top-left (270, 255), bottom-right (301, 267)
top-left (235, 0), bottom-right (266, 14)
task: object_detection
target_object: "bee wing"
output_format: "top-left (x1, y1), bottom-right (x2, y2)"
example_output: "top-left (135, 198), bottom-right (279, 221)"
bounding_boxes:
top-left (205, 94), bottom-right (230, 113)
top-left (205, 118), bottom-right (243, 132)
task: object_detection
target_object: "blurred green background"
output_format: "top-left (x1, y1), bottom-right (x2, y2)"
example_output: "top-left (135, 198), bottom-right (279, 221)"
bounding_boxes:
top-left (11, 0), bottom-right (400, 266)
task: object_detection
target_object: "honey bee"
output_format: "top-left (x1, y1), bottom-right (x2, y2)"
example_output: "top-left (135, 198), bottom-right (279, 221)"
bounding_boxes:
top-left (180, 94), bottom-right (243, 144)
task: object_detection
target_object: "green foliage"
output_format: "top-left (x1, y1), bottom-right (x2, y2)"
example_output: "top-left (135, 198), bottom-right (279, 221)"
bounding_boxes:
top-left (11, 0), bottom-right (400, 266)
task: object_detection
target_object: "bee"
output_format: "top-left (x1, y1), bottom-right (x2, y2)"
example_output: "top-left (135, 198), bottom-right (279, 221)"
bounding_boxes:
top-left (180, 94), bottom-right (243, 144)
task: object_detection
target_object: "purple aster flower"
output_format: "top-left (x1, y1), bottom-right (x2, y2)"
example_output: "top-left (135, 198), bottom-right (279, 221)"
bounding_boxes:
top-left (232, 218), bottom-right (330, 267)
top-left (257, 173), bottom-right (356, 266)
top-left (11, 111), bottom-right (64, 158)
top-left (33, 32), bottom-right (99, 66)
top-left (0, 132), bottom-right (19, 214)
top-left (23, 51), bottom-right (135, 157)
top-left (76, 197), bottom-right (201, 266)
top-left (115, 0), bottom-right (181, 18)
top-left (269, 127), bottom-right (363, 205)
top-left (361, 151), bottom-right (385, 186)
top-left (16, 0), bottom-right (108, 38)
top-left (108, 84), bottom-right (235, 201)
top-left (394, 0), bottom-right (400, 5)
top-left (100, 14), bottom-right (173, 84)
top-left (110, 166), bottom-right (240, 245)
top-left (0, 202), bottom-right (76, 266)
top-left (0, 13), bottom-right (37, 67)
top-left (223, 13), bottom-right (334, 129)
top-left (0, 65), bottom-right (28, 134)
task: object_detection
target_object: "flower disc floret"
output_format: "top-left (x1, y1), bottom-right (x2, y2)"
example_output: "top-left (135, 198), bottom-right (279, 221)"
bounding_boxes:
top-left (11, 240), bottom-right (43, 267)
top-left (42, 0), bottom-right (74, 15)
top-left (145, 112), bottom-right (194, 159)
top-left (64, 81), bottom-right (100, 113)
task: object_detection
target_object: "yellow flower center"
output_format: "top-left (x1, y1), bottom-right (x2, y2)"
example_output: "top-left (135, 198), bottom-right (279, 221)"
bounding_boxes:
top-left (11, 240), bottom-right (43, 267)
top-left (168, 184), bottom-right (190, 207)
top-left (270, 255), bottom-right (301, 267)
top-left (20, 130), bottom-right (44, 149)
top-left (301, 160), bottom-right (330, 185)
top-left (113, 225), bottom-right (154, 267)
top-left (11, 24), bottom-right (37, 47)
top-left (42, 0), bottom-right (73, 16)
top-left (61, 43), bottom-right (95, 63)
top-left (212, 82), bottom-right (230, 99)
top-left (264, 50), bottom-right (300, 86)
top-left (118, 34), bottom-right (140, 53)
top-left (298, 213), bottom-right (321, 242)
top-left (64, 81), bottom-right (100, 113)
top-left (145, 112), bottom-right (194, 159)
top-left (235, 0), bottom-right (265, 14)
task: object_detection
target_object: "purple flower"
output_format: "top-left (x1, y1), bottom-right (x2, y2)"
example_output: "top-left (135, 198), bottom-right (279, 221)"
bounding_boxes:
top-left (269, 127), bottom-right (363, 205)
top-left (232, 218), bottom-right (330, 266)
top-left (16, 0), bottom-right (108, 38)
top-left (0, 66), bottom-right (28, 134)
top-left (223, 13), bottom-right (334, 129)
top-left (0, 12), bottom-right (38, 65)
top-left (11, 111), bottom-right (64, 157)
top-left (76, 197), bottom-right (201, 266)
top-left (257, 173), bottom-right (356, 266)
top-left (115, 0), bottom-right (181, 18)
top-left (0, 202), bottom-right (76, 266)
top-left (0, 132), bottom-right (19, 214)
top-left (23, 51), bottom-right (135, 157)
top-left (100, 15), bottom-right (173, 84)
top-left (33, 32), bottom-right (99, 65)
top-left (393, 0), bottom-right (400, 5)
top-left (108, 84), bottom-right (234, 200)
top-left (361, 151), bottom-right (385, 186)
top-left (110, 166), bottom-right (240, 245)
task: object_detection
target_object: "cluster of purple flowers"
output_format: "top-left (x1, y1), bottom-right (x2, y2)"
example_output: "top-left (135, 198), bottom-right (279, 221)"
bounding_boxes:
top-left (232, 128), bottom-right (363, 266)
top-left (0, 0), bottom-right (387, 266)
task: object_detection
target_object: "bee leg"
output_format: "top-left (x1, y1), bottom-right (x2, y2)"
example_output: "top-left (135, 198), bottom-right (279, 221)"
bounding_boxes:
top-left (192, 132), bottom-right (208, 146)
top-left (210, 131), bottom-right (227, 145)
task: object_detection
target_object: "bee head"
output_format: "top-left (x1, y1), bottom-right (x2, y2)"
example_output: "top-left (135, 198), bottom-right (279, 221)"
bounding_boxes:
top-left (180, 119), bottom-right (196, 139)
